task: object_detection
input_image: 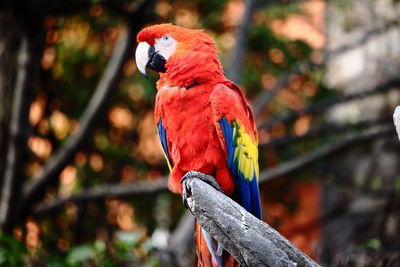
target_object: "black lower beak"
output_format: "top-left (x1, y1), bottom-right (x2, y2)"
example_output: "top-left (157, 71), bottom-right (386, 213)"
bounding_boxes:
top-left (146, 46), bottom-right (167, 73)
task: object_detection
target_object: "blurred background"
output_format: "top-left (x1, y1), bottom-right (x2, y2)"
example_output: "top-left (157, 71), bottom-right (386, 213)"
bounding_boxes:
top-left (0, 0), bottom-right (399, 266)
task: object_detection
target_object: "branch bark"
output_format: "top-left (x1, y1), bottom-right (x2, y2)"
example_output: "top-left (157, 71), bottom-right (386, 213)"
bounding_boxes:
top-left (182, 175), bottom-right (320, 267)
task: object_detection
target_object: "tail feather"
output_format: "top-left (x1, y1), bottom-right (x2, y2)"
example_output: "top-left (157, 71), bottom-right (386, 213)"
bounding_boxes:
top-left (194, 221), bottom-right (239, 267)
top-left (201, 228), bottom-right (223, 266)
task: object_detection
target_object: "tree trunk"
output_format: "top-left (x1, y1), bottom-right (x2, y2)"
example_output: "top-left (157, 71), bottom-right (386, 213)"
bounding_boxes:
top-left (0, 9), bottom-right (19, 197)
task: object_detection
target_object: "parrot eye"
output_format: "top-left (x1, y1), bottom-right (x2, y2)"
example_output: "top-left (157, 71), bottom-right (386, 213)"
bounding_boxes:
top-left (158, 35), bottom-right (173, 46)
top-left (154, 34), bottom-right (177, 61)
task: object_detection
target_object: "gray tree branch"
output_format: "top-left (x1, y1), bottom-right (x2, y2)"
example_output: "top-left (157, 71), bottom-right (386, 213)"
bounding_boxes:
top-left (33, 178), bottom-right (167, 215)
top-left (0, 10), bottom-right (20, 192)
top-left (182, 175), bottom-right (320, 267)
top-left (259, 123), bottom-right (395, 184)
top-left (258, 78), bottom-right (400, 131)
top-left (168, 211), bottom-right (195, 267)
top-left (260, 116), bottom-right (393, 148)
top-left (22, 26), bottom-right (136, 214)
top-left (327, 19), bottom-right (400, 58)
top-left (0, 35), bottom-right (37, 231)
top-left (227, 0), bottom-right (257, 83)
top-left (252, 61), bottom-right (320, 117)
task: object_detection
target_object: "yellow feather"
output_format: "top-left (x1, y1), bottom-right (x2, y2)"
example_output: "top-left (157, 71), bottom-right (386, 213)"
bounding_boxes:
top-left (248, 159), bottom-right (253, 181)
top-left (238, 145), bottom-right (245, 177)
top-left (232, 121), bottom-right (260, 182)
top-left (255, 160), bottom-right (259, 180)
top-left (242, 156), bottom-right (247, 179)
top-left (164, 154), bottom-right (172, 172)
top-left (234, 124), bottom-right (257, 181)
top-left (234, 144), bottom-right (240, 163)
top-left (249, 160), bottom-right (255, 181)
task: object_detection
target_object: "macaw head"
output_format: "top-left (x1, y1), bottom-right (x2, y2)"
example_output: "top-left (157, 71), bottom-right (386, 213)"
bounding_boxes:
top-left (135, 24), bottom-right (224, 86)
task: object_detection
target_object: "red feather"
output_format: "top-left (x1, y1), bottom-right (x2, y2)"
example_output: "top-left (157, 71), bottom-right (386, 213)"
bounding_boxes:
top-left (138, 24), bottom-right (260, 266)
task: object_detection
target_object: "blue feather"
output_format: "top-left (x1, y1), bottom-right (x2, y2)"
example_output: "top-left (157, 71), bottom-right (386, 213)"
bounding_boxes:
top-left (249, 176), bottom-right (262, 218)
top-left (219, 116), bottom-right (262, 219)
top-left (157, 118), bottom-right (172, 170)
top-left (237, 179), bottom-right (251, 212)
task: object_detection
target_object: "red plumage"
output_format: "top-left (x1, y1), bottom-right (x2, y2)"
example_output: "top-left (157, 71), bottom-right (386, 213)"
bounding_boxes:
top-left (137, 24), bottom-right (260, 267)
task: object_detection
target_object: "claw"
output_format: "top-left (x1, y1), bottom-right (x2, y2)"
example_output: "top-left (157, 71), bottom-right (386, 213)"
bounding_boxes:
top-left (183, 198), bottom-right (189, 209)
top-left (181, 174), bottom-right (193, 210)
top-left (181, 171), bottom-right (224, 192)
top-left (180, 171), bottom-right (224, 210)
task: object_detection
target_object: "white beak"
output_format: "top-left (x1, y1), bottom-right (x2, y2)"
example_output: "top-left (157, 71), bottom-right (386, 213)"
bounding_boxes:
top-left (135, 41), bottom-right (150, 76)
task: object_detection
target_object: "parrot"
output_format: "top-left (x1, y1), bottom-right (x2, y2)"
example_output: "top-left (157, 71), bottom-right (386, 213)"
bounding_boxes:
top-left (135, 24), bottom-right (261, 267)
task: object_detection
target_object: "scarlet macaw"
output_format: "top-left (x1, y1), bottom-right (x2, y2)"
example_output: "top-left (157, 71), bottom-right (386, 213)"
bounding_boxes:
top-left (135, 24), bottom-right (261, 267)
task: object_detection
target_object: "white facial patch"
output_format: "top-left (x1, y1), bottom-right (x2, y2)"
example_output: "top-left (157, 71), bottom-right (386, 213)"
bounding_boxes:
top-left (154, 35), bottom-right (178, 60)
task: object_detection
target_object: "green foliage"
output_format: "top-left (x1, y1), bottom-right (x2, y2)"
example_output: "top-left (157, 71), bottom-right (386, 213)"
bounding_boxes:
top-left (357, 238), bottom-right (381, 250)
top-left (0, 234), bottom-right (27, 267)
top-left (67, 244), bottom-right (97, 265)
top-left (264, 2), bottom-right (302, 19)
top-left (192, 0), bottom-right (228, 29)
top-left (0, 231), bottom-right (162, 267)
top-left (395, 176), bottom-right (400, 192)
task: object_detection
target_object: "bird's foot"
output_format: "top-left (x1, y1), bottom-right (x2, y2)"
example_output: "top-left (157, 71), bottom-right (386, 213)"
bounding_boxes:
top-left (180, 171), bottom-right (223, 209)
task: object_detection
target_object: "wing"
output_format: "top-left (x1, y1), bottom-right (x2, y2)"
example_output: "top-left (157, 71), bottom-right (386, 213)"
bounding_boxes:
top-left (156, 117), bottom-right (173, 172)
top-left (212, 82), bottom-right (262, 219)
